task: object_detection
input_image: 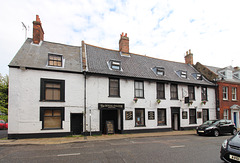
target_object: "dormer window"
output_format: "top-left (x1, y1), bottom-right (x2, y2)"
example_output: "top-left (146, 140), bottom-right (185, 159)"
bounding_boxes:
top-left (152, 67), bottom-right (165, 76)
top-left (196, 74), bottom-right (202, 80)
top-left (180, 71), bottom-right (187, 78)
top-left (108, 60), bottom-right (121, 70)
top-left (192, 73), bottom-right (202, 80)
top-left (48, 54), bottom-right (62, 67)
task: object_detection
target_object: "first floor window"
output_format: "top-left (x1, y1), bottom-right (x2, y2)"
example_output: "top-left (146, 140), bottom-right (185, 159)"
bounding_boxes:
top-left (40, 78), bottom-right (65, 102)
top-left (201, 87), bottom-right (208, 101)
top-left (170, 84), bottom-right (178, 100)
top-left (202, 109), bottom-right (209, 123)
top-left (223, 86), bottom-right (228, 100)
top-left (158, 109), bottom-right (166, 125)
top-left (40, 107), bottom-right (64, 129)
top-left (134, 81), bottom-right (144, 98)
top-left (232, 87), bottom-right (237, 100)
top-left (189, 109), bottom-right (196, 124)
top-left (157, 82), bottom-right (165, 99)
top-left (188, 85), bottom-right (195, 100)
top-left (109, 78), bottom-right (120, 97)
top-left (135, 108), bottom-right (145, 126)
top-left (223, 109), bottom-right (228, 119)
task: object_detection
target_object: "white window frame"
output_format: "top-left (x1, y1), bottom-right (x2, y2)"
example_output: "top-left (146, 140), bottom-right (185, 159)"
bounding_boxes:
top-left (232, 87), bottom-right (237, 100)
top-left (223, 86), bottom-right (228, 100)
top-left (180, 71), bottom-right (187, 78)
top-left (223, 109), bottom-right (228, 119)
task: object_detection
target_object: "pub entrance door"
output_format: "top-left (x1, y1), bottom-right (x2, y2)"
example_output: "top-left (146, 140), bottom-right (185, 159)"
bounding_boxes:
top-left (171, 107), bottom-right (180, 130)
top-left (99, 103), bottom-right (124, 134)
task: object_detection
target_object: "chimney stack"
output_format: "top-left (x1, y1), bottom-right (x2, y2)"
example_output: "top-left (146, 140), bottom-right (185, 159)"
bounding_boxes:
top-left (119, 32), bottom-right (129, 53)
top-left (185, 49), bottom-right (193, 65)
top-left (33, 15), bottom-right (44, 44)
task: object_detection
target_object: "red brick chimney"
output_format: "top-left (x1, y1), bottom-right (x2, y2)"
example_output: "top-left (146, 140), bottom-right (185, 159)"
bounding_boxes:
top-left (185, 49), bottom-right (193, 64)
top-left (32, 15), bottom-right (44, 44)
top-left (119, 32), bottom-right (129, 53)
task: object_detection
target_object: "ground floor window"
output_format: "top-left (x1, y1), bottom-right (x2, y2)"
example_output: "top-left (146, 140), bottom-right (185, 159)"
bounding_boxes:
top-left (40, 107), bottom-right (64, 129)
top-left (189, 109), bottom-right (196, 124)
top-left (135, 108), bottom-right (145, 126)
top-left (158, 109), bottom-right (166, 125)
top-left (223, 109), bottom-right (228, 119)
top-left (202, 109), bottom-right (209, 123)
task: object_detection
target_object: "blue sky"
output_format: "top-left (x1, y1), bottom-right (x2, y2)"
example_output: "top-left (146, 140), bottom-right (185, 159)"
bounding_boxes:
top-left (0, 0), bottom-right (239, 75)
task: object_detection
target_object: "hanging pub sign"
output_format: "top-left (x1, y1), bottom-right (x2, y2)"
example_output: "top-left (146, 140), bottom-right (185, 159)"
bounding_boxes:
top-left (105, 121), bottom-right (114, 134)
top-left (99, 103), bottom-right (124, 110)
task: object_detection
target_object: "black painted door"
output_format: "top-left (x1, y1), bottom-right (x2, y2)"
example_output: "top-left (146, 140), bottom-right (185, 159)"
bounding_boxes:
top-left (71, 113), bottom-right (83, 135)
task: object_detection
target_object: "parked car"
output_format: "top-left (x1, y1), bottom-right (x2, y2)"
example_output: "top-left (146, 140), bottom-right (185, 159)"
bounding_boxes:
top-left (196, 119), bottom-right (237, 137)
top-left (0, 120), bottom-right (8, 129)
top-left (221, 131), bottom-right (240, 162)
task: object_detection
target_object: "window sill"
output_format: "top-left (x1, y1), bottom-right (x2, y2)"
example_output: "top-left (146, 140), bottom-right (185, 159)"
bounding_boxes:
top-left (134, 97), bottom-right (145, 99)
top-left (135, 125), bottom-right (146, 127)
top-left (158, 124), bottom-right (167, 126)
top-left (223, 99), bottom-right (229, 101)
top-left (170, 98), bottom-right (179, 100)
top-left (108, 96), bottom-right (121, 98)
top-left (232, 100), bottom-right (238, 102)
top-left (40, 100), bottom-right (65, 102)
top-left (157, 98), bottom-right (166, 100)
top-left (41, 128), bottom-right (63, 130)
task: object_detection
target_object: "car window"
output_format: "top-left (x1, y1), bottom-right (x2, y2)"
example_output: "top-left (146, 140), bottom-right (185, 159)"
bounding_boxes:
top-left (219, 120), bottom-right (226, 125)
top-left (0, 120), bottom-right (4, 123)
top-left (203, 120), bottom-right (217, 125)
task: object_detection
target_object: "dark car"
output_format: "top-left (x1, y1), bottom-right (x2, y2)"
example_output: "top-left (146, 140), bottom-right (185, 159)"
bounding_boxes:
top-left (0, 120), bottom-right (8, 130)
top-left (221, 131), bottom-right (240, 162)
top-left (196, 119), bottom-right (237, 137)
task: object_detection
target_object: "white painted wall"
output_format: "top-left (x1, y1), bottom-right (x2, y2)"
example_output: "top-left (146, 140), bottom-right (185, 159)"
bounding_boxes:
top-left (9, 68), bottom-right (85, 134)
top-left (9, 68), bottom-right (216, 135)
top-left (85, 75), bottom-right (216, 132)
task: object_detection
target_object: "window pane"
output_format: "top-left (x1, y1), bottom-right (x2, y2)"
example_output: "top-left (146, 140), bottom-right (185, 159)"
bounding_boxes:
top-left (110, 88), bottom-right (118, 96)
top-left (158, 109), bottom-right (166, 125)
top-left (53, 110), bottom-right (61, 116)
top-left (45, 89), bottom-right (53, 100)
top-left (53, 83), bottom-right (61, 88)
top-left (135, 109), bottom-right (144, 126)
top-left (53, 89), bottom-right (60, 100)
top-left (44, 117), bottom-right (61, 128)
top-left (44, 110), bottom-right (52, 116)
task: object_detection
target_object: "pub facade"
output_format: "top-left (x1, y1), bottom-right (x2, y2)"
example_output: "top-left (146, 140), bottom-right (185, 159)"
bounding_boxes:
top-left (8, 15), bottom-right (216, 138)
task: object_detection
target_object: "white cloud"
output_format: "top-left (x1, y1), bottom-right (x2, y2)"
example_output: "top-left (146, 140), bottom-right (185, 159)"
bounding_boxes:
top-left (0, 0), bottom-right (239, 75)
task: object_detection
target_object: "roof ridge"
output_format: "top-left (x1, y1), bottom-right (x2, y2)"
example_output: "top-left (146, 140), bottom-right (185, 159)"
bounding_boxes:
top-left (85, 42), bottom-right (186, 65)
top-left (28, 38), bottom-right (81, 48)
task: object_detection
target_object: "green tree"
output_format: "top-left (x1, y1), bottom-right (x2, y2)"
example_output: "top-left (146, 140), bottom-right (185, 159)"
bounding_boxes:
top-left (0, 74), bottom-right (8, 116)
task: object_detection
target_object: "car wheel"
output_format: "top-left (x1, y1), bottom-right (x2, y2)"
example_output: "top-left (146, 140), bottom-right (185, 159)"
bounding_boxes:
top-left (232, 129), bottom-right (237, 135)
top-left (214, 130), bottom-right (219, 137)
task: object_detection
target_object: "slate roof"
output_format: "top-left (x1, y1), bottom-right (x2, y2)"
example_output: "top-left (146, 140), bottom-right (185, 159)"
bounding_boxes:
top-left (207, 65), bottom-right (240, 84)
top-left (86, 44), bottom-right (214, 86)
top-left (9, 38), bottom-right (82, 73)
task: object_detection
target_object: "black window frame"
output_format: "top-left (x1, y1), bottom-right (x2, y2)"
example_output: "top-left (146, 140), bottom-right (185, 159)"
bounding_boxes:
top-left (157, 82), bottom-right (165, 99)
top-left (40, 78), bottom-right (65, 102)
top-left (157, 108), bottom-right (166, 126)
top-left (189, 109), bottom-right (197, 124)
top-left (134, 80), bottom-right (144, 98)
top-left (40, 107), bottom-right (64, 130)
top-left (48, 54), bottom-right (63, 67)
top-left (135, 108), bottom-right (145, 127)
top-left (109, 78), bottom-right (120, 97)
top-left (201, 87), bottom-right (208, 101)
top-left (188, 85), bottom-right (195, 100)
top-left (156, 67), bottom-right (165, 76)
top-left (170, 84), bottom-right (178, 100)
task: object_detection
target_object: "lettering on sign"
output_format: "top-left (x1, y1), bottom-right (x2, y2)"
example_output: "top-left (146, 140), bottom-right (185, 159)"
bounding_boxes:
top-left (99, 103), bottom-right (124, 109)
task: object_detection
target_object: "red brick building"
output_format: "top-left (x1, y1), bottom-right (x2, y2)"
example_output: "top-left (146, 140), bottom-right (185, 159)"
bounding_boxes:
top-left (195, 63), bottom-right (240, 127)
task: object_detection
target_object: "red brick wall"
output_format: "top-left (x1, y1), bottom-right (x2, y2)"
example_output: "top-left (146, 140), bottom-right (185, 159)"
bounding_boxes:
top-left (218, 81), bottom-right (240, 119)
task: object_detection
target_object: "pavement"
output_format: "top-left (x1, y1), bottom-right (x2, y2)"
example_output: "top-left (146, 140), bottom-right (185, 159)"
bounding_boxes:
top-left (0, 130), bottom-right (196, 146)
